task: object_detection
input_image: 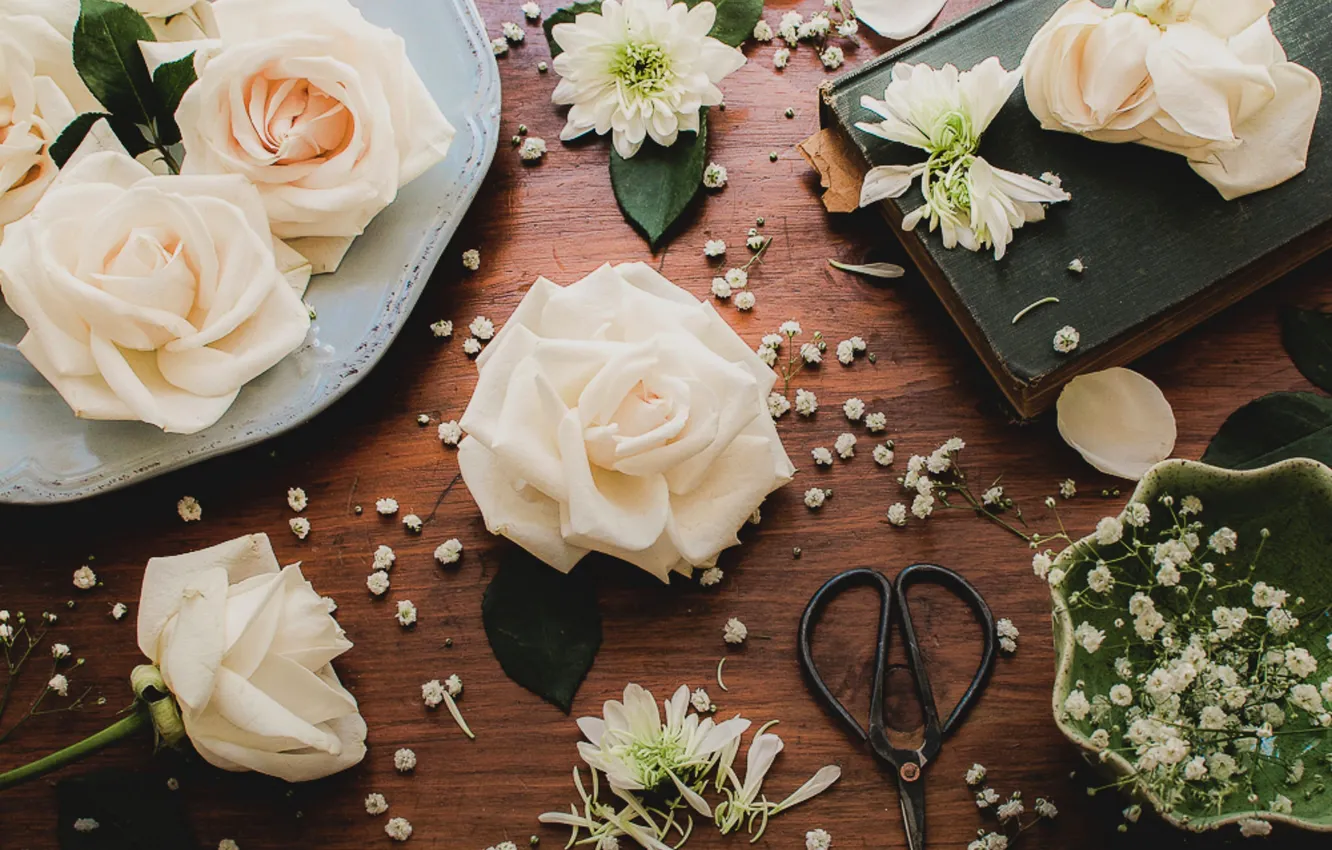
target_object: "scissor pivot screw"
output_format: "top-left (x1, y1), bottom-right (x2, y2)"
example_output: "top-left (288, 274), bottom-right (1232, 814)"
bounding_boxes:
top-left (899, 763), bottom-right (921, 782)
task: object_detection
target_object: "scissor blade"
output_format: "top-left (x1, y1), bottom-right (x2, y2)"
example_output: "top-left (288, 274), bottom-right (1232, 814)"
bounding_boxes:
top-left (897, 777), bottom-right (928, 850)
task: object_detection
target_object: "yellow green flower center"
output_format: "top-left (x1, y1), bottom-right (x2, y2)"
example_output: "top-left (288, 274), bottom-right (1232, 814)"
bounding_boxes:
top-left (610, 42), bottom-right (673, 97)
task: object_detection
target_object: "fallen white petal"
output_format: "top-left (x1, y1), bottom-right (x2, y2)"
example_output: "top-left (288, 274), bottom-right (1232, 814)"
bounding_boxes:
top-left (1056, 367), bottom-right (1176, 480)
top-left (854, 0), bottom-right (947, 39)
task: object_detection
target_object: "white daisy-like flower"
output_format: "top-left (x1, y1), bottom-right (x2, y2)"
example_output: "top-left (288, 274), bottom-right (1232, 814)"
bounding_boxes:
top-left (403, 514), bottom-right (423, 533)
top-left (779, 320), bottom-right (801, 336)
top-left (836, 340), bottom-right (855, 365)
top-left (911, 493), bottom-right (934, 519)
top-left (1074, 622), bottom-right (1105, 654)
top-left (385, 817), bottom-right (413, 841)
top-left (804, 487), bottom-right (828, 509)
top-left (395, 600), bottom-right (418, 627)
top-left (873, 443), bottom-right (894, 466)
top-left (1209, 527), bottom-right (1238, 554)
top-left (856, 59), bottom-right (1069, 260)
top-left (768, 392), bottom-right (791, 419)
top-left (842, 397), bottom-right (865, 420)
top-left (703, 161), bottom-right (728, 189)
top-left (549, 0), bottom-right (743, 164)
top-left (421, 679), bottom-right (446, 708)
top-left (734, 290), bottom-right (756, 310)
top-left (394, 748), bottom-right (417, 772)
top-left (1053, 326), bottom-right (1080, 354)
top-left (711, 277), bottom-right (732, 299)
top-left (724, 267), bottom-right (747, 288)
top-left (800, 343), bottom-right (822, 364)
top-left (819, 45), bottom-right (844, 70)
top-left (778, 11), bottom-right (802, 41)
top-left (367, 571), bottom-right (390, 596)
top-left (287, 487), bottom-right (308, 512)
top-left (864, 412), bottom-right (887, 432)
top-left (753, 19), bottom-right (773, 41)
top-left (690, 687), bottom-right (713, 712)
top-left (812, 447), bottom-right (834, 466)
top-left (773, 47), bottom-right (790, 69)
top-left (373, 545), bottom-right (396, 570)
top-left (704, 239), bottom-right (726, 257)
top-left (887, 503), bottom-right (908, 526)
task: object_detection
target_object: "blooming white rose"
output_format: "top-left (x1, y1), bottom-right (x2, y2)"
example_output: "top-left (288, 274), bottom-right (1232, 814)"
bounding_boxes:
top-left (0, 147), bottom-right (312, 433)
top-left (1023, 0), bottom-right (1322, 199)
top-left (457, 262), bottom-right (795, 581)
top-left (137, 0), bottom-right (219, 42)
top-left (0, 0), bottom-right (98, 234)
top-left (170, 0), bottom-right (455, 272)
top-left (137, 533), bottom-right (366, 782)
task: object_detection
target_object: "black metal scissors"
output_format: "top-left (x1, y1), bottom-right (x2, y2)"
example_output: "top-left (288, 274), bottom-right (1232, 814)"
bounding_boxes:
top-left (797, 565), bottom-right (997, 850)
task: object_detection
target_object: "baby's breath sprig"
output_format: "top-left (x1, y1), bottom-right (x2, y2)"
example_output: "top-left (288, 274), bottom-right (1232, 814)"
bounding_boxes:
top-left (756, 322), bottom-right (825, 399)
top-left (0, 611), bottom-right (94, 743)
top-left (964, 771), bottom-right (1058, 850)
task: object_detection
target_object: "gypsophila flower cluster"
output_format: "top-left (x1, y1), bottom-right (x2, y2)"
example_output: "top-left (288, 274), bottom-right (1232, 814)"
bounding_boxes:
top-left (965, 768), bottom-right (1057, 850)
top-left (538, 683), bottom-right (840, 848)
top-left (1055, 494), bottom-right (1332, 835)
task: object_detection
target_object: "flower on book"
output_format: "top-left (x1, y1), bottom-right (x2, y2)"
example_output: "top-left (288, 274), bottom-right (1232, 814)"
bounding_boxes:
top-left (549, 0), bottom-right (746, 159)
top-left (855, 58), bottom-right (1070, 260)
top-left (1023, 0), bottom-right (1322, 200)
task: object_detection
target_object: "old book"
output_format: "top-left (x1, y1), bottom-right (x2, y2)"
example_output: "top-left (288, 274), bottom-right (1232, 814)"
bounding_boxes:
top-left (810, 0), bottom-right (1332, 418)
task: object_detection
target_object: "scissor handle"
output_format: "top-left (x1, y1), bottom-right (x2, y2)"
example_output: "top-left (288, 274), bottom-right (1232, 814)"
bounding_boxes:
top-left (797, 565), bottom-right (998, 767)
top-left (797, 568), bottom-right (894, 747)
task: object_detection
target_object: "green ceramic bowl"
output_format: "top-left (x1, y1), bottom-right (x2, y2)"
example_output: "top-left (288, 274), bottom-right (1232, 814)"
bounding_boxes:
top-left (1050, 458), bottom-right (1332, 834)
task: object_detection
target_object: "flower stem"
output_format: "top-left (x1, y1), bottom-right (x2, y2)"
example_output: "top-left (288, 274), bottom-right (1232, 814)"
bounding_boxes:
top-left (0, 708), bottom-right (149, 791)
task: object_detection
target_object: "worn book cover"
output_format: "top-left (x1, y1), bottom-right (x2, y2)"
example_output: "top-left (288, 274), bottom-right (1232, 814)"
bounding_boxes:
top-left (810, 0), bottom-right (1332, 417)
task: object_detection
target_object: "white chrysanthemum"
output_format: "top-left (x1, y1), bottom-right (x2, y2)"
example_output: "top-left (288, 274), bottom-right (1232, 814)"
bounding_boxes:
top-left (575, 683), bottom-right (750, 808)
top-left (550, 0), bottom-right (746, 159)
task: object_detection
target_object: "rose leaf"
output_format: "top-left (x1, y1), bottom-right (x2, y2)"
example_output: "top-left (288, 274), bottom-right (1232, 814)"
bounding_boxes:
top-left (481, 547), bottom-right (602, 714)
top-left (73, 0), bottom-right (163, 132)
top-left (1280, 306), bottom-right (1332, 394)
top-left (151, 53), bottom-right (197, 147)
top-left (543, 1), bottom-right (605, 58)
top-left (1201, 391), bottom-right (1332, 470)
top-left (684, 0), bottom-right (764, 47)
top-left (58, 768), bottom-right (200, 850)
top-left (609, 110), bottom-right (708, 249)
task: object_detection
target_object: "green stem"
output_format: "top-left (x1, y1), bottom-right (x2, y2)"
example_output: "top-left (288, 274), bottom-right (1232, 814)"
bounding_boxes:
top-left (0, 708), bottom-right (148, 792)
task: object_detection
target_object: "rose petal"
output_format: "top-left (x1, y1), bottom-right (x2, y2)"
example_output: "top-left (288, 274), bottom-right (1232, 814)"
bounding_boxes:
top-left (853, 0), bottom-right (946, 40)
top-left (1057, 367), bottom-right (1177, 480)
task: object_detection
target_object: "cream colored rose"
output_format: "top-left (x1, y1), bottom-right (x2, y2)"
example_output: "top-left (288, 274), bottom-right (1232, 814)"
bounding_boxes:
top-left (138, 533), bottom-right (367, 782)
top-left (0, 0), bottom-right (98, 234)
top-left (0, 148), bottom-right (312, 433)
top-left (458, 263), bottom-right (796, 582)
top-left (1022, 0), bottom-right (1321, 199)
top-left (170, 0), bottom-right (455, 273)
top-left (138, 0), bottom-right (219, 42)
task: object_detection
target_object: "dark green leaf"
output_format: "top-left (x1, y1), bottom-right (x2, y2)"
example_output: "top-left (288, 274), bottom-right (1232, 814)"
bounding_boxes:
top-left (482, 548), bottom-right (602, 713)
top-left (1281, 306), bottom-right (1332, 394)
top-left (58, 768), bottom-right (199, 850)
top-left (50, 112), bottom-right (110, 167)
top-left (151, 53), bottom-right (196, 146)
top-left (543, 1), bottom-right (604, 57)
top-left (610, 110), bottom-right (707, 249)
top-left (684, 0), bottom-right (764, 47)
top-left (1202, 392), bottom-right (1332, 470)
top-left (73, 0), bottom-right (161, 130)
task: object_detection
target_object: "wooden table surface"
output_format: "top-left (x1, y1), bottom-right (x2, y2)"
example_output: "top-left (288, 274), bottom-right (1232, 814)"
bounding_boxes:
top-left (2, 0), bottom-right (1331, 847)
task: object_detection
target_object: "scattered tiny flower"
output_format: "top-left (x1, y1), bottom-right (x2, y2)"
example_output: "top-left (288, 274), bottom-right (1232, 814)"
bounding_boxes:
top-left (289, 517), bottom-right (311, 540)
top-left (431, 319), bottom-right (454, 338)
top-left (395, 600), bottom-right (418, 627)
top-left (522, 1), bottom-right (541, 19)
top-left (735, 290), bottom-right (756, 310)
top-left (805, 829), bottom-right (832, 850)
top-left (49, 674), bottom-right (69, 696)
top-left (385, 816), bottom-right (413, 841)
top-left (462, 249), bottom-right (481, 271)
top-left (812, 447), bottom-right (834, 466)
top-left (819, 45), bottom-right (844, 70)
top-left (111, 602), bottom-right (127, 621)
top-left (805, 487), bottom-right (828, 509)
top-left (365, 793), bottom-right (389, 815)
top-left (1053, 326), bottom-right (1080, 354)
top-left (702, 162), bottom-right (728, 189)
top-left (864, 412), bottom-right (887, 432)
top-left (394, 748), bottom-right (417, 772)
top-left (177, 496), bottom-right (202, 522)
top-left (491, 36), bottom-right (508, 55)
top-left (843, 397), bottom-right (865, 421)
top-left (435, 539), bottom-right (464, 566)
top-left (72, 566), bottom-right (96, 591)
top-left (704, 239), bottom-right (727, 258)
top-left (403, 514), bottom-right (423, 533)
top-left (887, 503), bottom-right (908, 526)
top-left (439, 421), bottom-right (463, 445)
top-left (753, 19), bottom-right (773, 41)
top-left (287, 487), bottom-right (308, 512)
top-left (873, 443), bottom-right (895, 466)
top-left (773, 47), bottom-right (790, 69)
top-left (367, 571), bottom-right (390, 596)
top-left (834, 432), bottom-right (856, 459)
top-left (470, 316), bottom-right (495, 340)
top-left (723, 617), bottom-right (748, 645)
top-left (699, 567), bottom-right (724, 587)
top-left (374, 545), bottom-right (396, 570)
top-left (376, 497), bottom-right (399, 515)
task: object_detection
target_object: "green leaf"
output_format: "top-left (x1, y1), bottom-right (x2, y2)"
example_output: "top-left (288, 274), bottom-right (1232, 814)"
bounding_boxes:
top-left (1202, 391), bottom-right (1332, 470)
top-left (50, 112), bottom-right (110, 167)
top-left (610, 110), bottom-right (707, 249)
top-left (58, 768), bottom-right (200, 850)
top-left (684, 0), bottom-right (764, 47)
top-left (73, 0), bottom-right (162, 130)
top-left (482, 547), bottom-right (602, 713)
top-left (1281, 306), bottom-right (1332, 394)
top-left (151, 52), bottom-right (196, 146)
top-left (544, 1), bottom-right (604, 57)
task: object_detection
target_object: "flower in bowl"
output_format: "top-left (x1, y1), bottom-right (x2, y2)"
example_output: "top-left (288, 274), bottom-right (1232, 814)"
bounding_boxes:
top-left (1049, 457), bottom-right (1332, 836)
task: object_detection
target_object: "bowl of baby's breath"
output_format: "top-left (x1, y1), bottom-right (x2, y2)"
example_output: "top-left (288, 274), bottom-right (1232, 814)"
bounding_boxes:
top-left (1047, 457), bottom-right (1332, 838)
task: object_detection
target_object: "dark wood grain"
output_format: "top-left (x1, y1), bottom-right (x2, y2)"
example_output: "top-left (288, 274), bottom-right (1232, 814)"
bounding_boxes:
top-left (1, 1), bottom-right (1330, 847)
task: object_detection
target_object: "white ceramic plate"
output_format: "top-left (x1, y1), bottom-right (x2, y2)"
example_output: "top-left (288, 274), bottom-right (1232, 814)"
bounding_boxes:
top-left (0, 0), bottom-right (501, 504)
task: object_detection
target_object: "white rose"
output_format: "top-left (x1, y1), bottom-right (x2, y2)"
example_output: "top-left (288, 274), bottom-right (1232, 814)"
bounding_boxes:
top-left (0, 147), bottom-right (312, 433)
top-left (125, 0), bottom-right (199, 16)
top-left (140, 1), bottom-right (219, 42)
top-left (169, 0), bottom-right (455, 273)
top-left (457, 263), bottom-right (796, 581)
top-left (137, 533), bottom-right (367, 782)
top-left (0, 0), bottom-right (99, 234)
top-left (1022, 0), bottom-right (1321, 199)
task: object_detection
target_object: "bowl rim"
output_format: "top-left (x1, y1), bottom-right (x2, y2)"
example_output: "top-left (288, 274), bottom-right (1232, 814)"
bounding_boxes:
top-left (1049, 456), bottom-right (1332, 834)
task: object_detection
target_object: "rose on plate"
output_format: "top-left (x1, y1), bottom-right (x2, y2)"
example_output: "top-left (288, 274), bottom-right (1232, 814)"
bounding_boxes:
top-left (0, 0), bottom-right (99, 235)
top-left (457, 262), bottom-right (795, 581)
top-left (158, 0), bottom-right (456, 273)
top-left (0, 144), bottom-right (312, 433)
